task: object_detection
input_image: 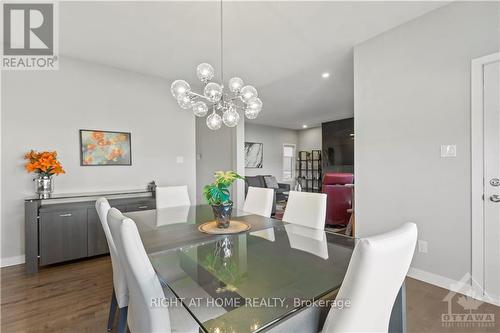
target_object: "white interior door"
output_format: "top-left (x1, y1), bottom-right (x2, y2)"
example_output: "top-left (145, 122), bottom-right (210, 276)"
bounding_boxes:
top-left (483, 60), bottom-right (500, 301)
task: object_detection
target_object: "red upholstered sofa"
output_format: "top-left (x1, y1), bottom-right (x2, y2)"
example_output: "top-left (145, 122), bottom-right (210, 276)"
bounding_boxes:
top-left (322, 173), bottom-right (354, 227)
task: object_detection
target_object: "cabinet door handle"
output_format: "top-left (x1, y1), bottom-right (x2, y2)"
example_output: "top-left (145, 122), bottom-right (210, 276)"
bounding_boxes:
top-left (59, 213), bottom-right (72, 217)
top-left (138, 205), bottom-right (148, 209)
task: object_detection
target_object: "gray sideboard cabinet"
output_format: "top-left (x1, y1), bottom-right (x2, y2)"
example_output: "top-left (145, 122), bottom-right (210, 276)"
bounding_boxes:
top-left (25, 189), bottom-right (155, 273)
top-left (40, 206), bottom-right (88, 265)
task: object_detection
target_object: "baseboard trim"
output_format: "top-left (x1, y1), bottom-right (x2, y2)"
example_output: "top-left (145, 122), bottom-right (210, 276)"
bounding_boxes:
top-left (408, 267), bottom-right (461, 292)
top-left (1, 255), bottom-right (25, 268)
top-left (408, 267), bottom-right (500, 306)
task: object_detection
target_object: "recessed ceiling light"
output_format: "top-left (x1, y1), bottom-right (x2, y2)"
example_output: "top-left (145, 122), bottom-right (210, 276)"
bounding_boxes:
top-left (302, 125), bottom-right (308, 129)
top-left (321, 72), bottom-right (330, 78)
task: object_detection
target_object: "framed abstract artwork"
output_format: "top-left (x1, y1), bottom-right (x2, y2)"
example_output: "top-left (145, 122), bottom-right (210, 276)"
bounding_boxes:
top-left (80, 129), bottom-right (132, 166)
top-left (245, 142), bottom-right (263, 168)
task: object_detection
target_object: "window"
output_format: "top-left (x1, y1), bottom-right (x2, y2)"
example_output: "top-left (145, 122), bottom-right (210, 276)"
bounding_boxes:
top-left (283, 144), bottom-right (296, 181)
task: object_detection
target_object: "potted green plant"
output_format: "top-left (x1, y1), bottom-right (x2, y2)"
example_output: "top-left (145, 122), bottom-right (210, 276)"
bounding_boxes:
top-left (203, 171), bottom-right (244, 228)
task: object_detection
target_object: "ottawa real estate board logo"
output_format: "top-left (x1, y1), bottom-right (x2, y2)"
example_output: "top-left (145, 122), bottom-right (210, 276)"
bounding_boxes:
top-left (441, 273), bottom-right (496, 329)
top-left (2, 2), bottom-right (58, 70)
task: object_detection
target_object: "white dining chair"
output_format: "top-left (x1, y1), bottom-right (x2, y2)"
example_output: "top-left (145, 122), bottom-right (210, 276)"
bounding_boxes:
top-left (155, 185), bottom-right (191, 209)
top-left (322, 222), bottom-right (418, 333)
top-left (95, 198), bottom-right (128, 333)
top-left (243, 186), bottom-right (274, 217)
top-left (282, 191), bottom-right (327, 230)
top-left (107, 208), bottom-right (199, 333)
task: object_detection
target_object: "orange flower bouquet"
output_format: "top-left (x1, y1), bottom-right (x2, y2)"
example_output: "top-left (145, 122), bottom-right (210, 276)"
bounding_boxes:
top-left (25, 150), bottom-right (65, 177)
top-left (25, 150), bottom-right (65, 197)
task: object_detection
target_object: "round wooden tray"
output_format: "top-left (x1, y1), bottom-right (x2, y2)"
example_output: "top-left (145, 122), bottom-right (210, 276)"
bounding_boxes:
top-left (198, 220), bottom-right (251, 234)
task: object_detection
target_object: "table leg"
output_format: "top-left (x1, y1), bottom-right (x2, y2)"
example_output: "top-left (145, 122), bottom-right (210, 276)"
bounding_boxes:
top-left (389, 282), bottom-right (406, 333)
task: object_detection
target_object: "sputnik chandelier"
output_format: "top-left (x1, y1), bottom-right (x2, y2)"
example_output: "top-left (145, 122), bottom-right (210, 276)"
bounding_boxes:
top-left (170, 0), bottom-right (262, 130)
top-left (170, 67), bottom-right (262, 130)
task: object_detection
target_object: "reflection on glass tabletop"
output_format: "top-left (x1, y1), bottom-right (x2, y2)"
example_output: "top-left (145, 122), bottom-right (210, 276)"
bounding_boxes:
top-left (148, 223), bottom-right (354, 333)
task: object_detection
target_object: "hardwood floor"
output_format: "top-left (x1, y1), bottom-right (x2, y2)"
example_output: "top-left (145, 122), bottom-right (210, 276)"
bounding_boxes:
top-left (1, 256), bottom-right (499, 332)
top-left (406, 277), bottom-right (500, 333)
top-left (1, 256), bottom-right (112, 333)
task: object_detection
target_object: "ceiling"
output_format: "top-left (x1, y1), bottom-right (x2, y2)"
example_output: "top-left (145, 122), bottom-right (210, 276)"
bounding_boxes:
top-left (59, 1), bottom-right (449, 129)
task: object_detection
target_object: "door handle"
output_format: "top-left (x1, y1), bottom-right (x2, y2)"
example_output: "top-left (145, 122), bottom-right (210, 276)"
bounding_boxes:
top-left (138, 205), bottom-right (149, 209)
top-left (59, 213), bottom-right (72, 217)
top-left (490, 195), bottom-right (500, 203)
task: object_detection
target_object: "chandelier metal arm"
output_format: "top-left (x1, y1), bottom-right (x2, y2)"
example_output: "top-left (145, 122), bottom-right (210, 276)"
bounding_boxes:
top-left (224, 95), bottom-right (241, 102)
top-left (186, 91), bottom-right (204, 99)
top-left (189, 90), bottom-right (246, 110)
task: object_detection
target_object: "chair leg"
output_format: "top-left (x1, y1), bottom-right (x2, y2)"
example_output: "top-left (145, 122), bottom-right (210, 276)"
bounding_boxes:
top-left (117, 306), bottom-right (128, 333)
top-left (107, 290), bottom-right (118, 331)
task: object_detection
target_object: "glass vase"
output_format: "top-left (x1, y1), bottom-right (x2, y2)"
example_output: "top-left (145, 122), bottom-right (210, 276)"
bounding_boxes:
top-left (211, 203), bottom-right (233, 228)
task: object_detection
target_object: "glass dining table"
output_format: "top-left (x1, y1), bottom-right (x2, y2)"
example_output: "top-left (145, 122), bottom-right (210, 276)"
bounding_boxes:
top-left (125, 205), bottom-right (404, 333)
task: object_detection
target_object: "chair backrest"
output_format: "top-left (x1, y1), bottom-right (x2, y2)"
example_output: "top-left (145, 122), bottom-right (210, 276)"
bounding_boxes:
top-left (95, 198), bottom-right (128, 308)
top-left (322, 223), bottom-right (417, 333)
top-left (282, 191), bottom-right (327, 230)
top-left (155, 185), bottom-right (191, 209)
top-left (322, 173), bottom-right (354, 227)
top-left (156, 205), bottom-right (190, 226)
top-left (243, 186), bottom-right (274, 218)
top-left (107, 208), bottom-right (171, 333)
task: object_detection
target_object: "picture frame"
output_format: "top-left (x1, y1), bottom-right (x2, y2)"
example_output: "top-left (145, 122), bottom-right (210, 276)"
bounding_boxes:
top-left (245, 142), bottom-right (263, 168)
top-left (79, 129), bottom-right (132, 166)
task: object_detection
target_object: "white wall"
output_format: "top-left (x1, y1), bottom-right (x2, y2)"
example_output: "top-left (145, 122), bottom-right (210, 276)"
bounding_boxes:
top-left (354, 2), bottom-right (500, 282)
top-left (298, 127), bottom-right (322, 152)
top-left (1, 57), bottom-right (196, 262)
top-left (245, 123), bottom-right (299, 184)
top-left (195, 118), bottom-right (233, 204)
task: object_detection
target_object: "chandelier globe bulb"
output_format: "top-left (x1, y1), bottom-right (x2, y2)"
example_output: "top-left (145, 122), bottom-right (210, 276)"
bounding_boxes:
top-left (207, 112), bottom-right (222, 130)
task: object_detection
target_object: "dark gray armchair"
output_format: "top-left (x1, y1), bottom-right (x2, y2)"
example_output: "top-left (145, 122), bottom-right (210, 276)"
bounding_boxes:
top-left (245, 175), bottom-right (290, 215)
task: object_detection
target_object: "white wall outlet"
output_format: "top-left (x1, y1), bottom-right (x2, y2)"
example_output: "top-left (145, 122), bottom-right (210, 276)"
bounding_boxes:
top-left (440, 144), bottom-right (457, 158)
top-left (418, 240), bottom-right (428, 253)
top-left (176, 156), bottom-right (184, 164)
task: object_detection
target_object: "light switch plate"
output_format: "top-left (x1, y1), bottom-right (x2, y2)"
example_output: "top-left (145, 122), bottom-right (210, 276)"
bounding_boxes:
top-left (440, 145), bottom-right (457, 158)
top-left (176, 156), bottom-right (184, 164)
